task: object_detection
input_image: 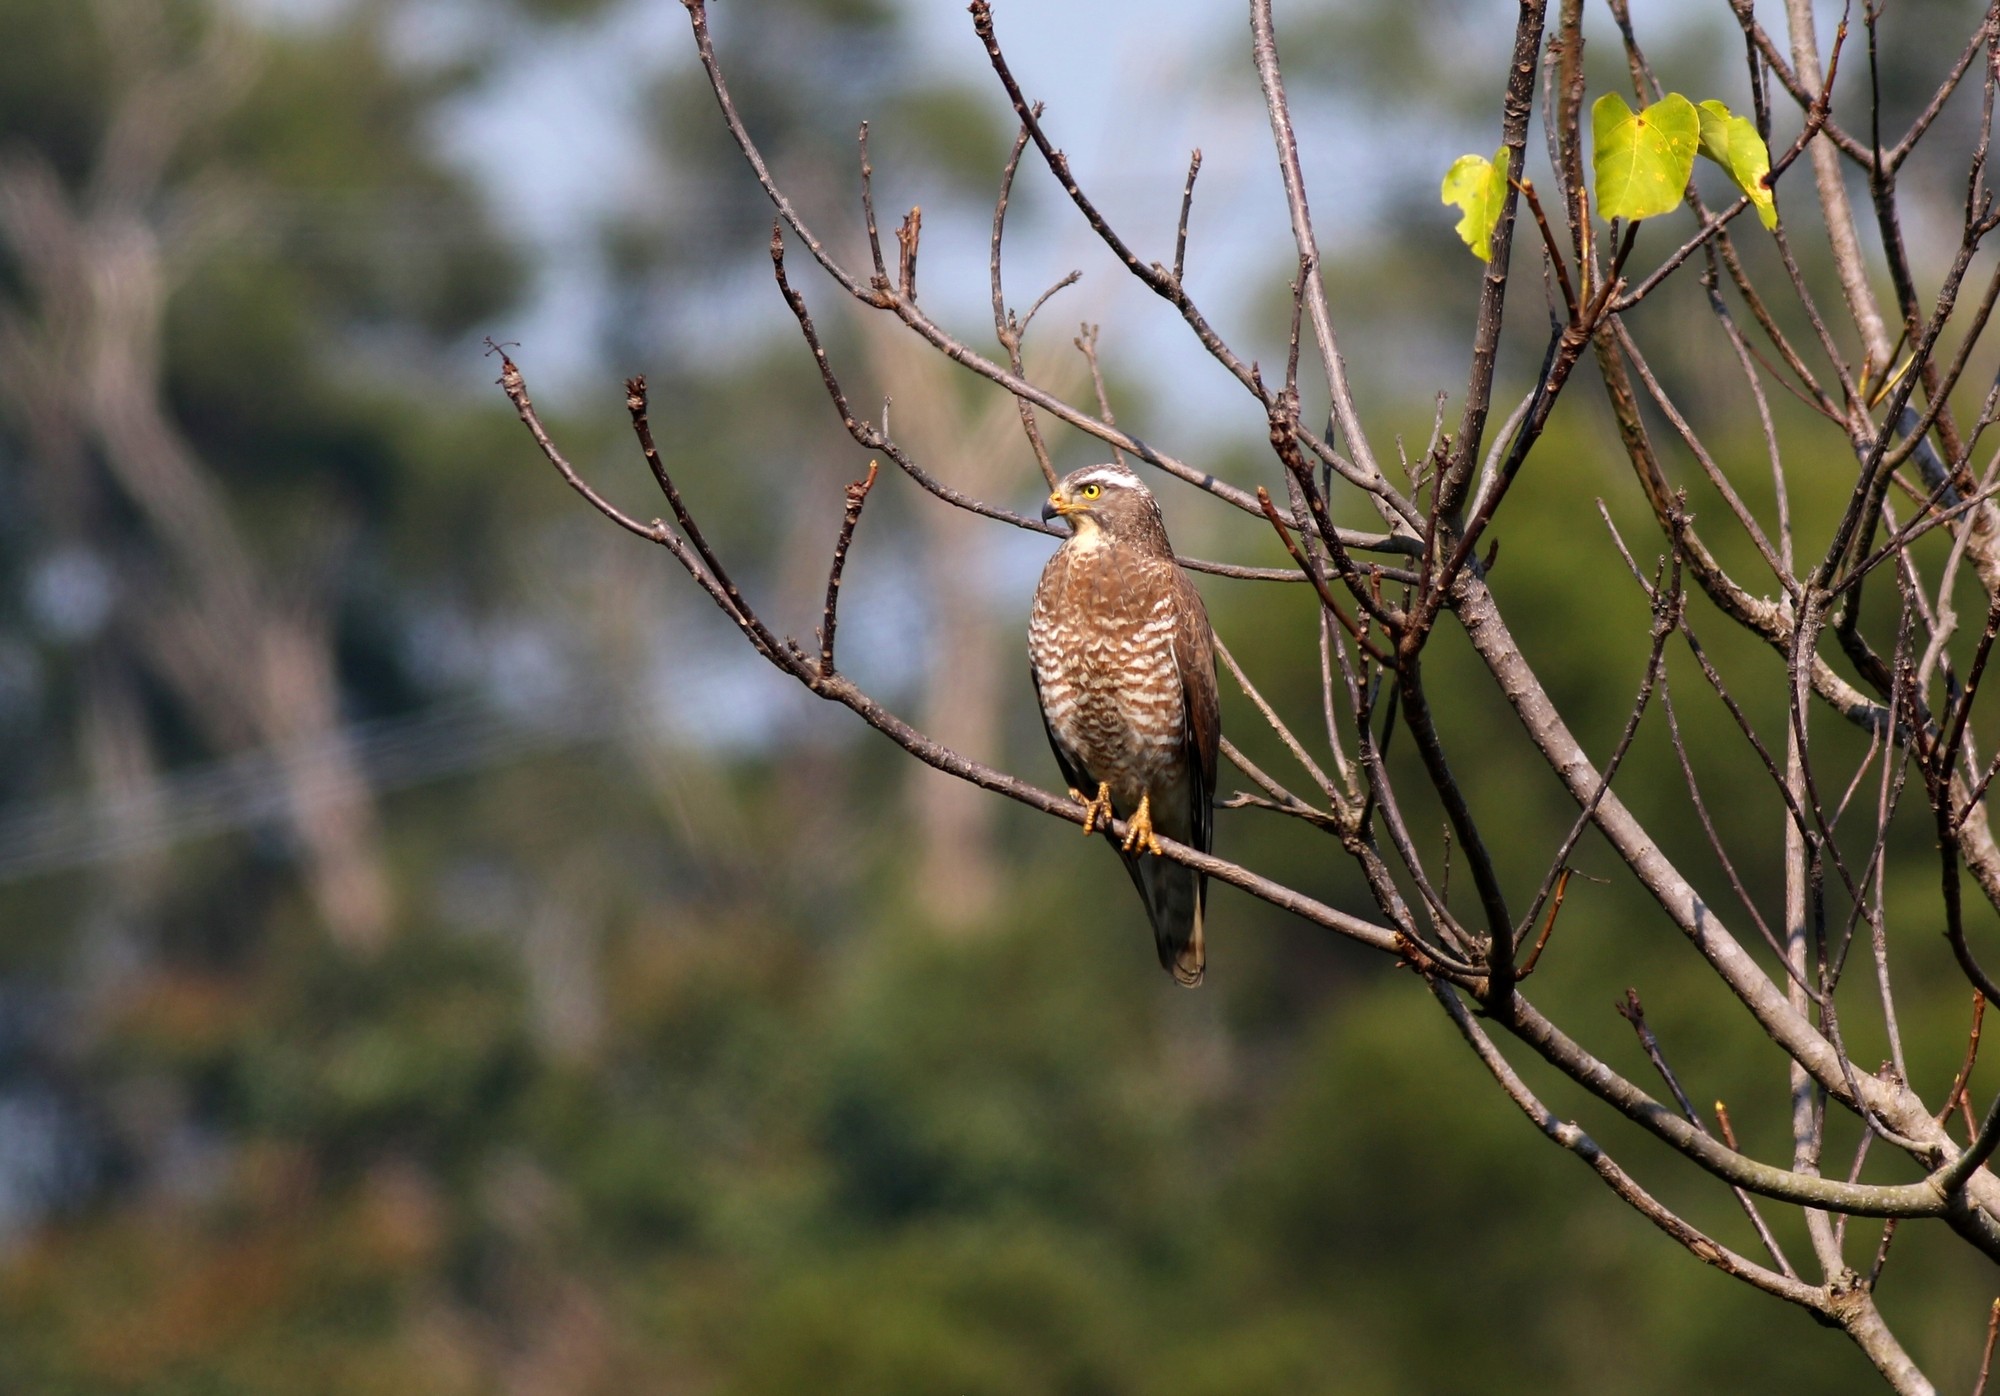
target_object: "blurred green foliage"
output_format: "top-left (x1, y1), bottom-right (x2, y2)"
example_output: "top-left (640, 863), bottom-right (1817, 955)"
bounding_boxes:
top-left (0, 1), bottom-right (1993, 1393)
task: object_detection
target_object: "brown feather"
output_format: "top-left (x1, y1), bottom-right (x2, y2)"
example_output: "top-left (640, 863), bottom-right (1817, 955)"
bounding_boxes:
top-left (1029, 464), bottom-right (1218, 986)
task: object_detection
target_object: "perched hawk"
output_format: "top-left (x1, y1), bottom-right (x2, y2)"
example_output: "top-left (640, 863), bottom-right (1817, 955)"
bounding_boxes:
top-left (1029, 462), bottom-right (1220, 986)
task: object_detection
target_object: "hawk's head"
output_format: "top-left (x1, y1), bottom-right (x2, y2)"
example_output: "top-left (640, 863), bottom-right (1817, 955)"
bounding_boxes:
top-left (1042, 463), bottom-right (1166, 549)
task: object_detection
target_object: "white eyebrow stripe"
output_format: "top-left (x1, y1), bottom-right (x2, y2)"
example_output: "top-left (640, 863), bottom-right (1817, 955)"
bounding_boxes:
top-left (1068, 468), bottom-right (1141, 491)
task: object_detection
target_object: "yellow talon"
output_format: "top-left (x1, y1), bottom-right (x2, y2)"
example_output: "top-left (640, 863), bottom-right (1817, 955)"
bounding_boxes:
top-left (1076, 781), bottom-right (1115, 836)
top-left (1121, 792), bottom-right (1163, 855)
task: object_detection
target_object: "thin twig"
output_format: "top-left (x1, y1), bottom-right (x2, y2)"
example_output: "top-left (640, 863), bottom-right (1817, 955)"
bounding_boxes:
top-left (1516, 869), bottom-right (1571, 979)
top-left (1257, 487), bottom-right (1388, 662)
top-left (1173, 148), bottom-right (1201, 286)
top-left (1214, 633), bottom-right (1343, 810)
top-left (969, 0), bottom-right (1272, 406)
top-left (817, 460), bottom-right (878, 677)
top-left (1075, 323), bottom-right (1125, 469)
top-left (858, 121), bottom-right (886, 285)
top-left (989, 112), bottom-right (1059, 489)
top-left (1018, 270), bottom-right (1081, 338)
top-left (1617, 989), bottom-right (1799, 1278)
top-left (1944, 992), bottom-right (1990, 1137)
top-left (773, 222), bottom-right (1319, 583)
top-left (1975, 1298), bottom-right (2000, 1396)
top-left (894, 204), bottom-right (921, 301)
top-left (1246, 0), bottom-right (1401, 489)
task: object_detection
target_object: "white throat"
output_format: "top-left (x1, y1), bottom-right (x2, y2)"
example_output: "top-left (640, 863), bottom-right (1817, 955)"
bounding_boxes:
top-left (1064, 514), bottom-right (1107, 553)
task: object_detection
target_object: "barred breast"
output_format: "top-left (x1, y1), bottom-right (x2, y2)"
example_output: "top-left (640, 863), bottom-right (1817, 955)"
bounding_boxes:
top-left (1030, 536), bottom-right (1188, 809)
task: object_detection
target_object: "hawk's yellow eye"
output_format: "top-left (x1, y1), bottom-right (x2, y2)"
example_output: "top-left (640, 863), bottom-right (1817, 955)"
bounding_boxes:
top-left (1079, 483), bottom-right (1102, 499)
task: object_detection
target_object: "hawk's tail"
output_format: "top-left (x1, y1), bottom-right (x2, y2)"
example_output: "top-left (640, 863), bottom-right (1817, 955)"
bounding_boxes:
top-left (1134, 855), bottom-right (1206, 987)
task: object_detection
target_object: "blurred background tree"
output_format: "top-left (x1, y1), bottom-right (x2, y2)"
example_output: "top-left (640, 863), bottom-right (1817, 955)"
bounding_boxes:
top-left (0, 0), bottom-right (1990, 1392)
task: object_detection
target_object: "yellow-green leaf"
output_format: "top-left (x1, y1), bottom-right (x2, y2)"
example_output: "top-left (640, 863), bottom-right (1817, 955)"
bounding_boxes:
top-left (1696, 99), bottom-right (1777, 229)
top-left (1694, 99), bottom-right (1735, 166)
top-left (1441, 147), bottom-right (1510, 262)
top-left (1592, 91), bottom-right (1699, 222)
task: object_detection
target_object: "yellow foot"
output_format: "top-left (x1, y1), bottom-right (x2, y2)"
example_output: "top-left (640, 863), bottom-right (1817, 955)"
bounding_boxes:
top-left (1121, 792), bottom-right (1163, 855)
top-left (1074, 781), bottom-right (1115, 836)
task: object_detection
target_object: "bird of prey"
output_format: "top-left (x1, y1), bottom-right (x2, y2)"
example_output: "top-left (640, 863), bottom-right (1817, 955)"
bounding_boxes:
top-left (1029, 462), bottom-right (1220, 985)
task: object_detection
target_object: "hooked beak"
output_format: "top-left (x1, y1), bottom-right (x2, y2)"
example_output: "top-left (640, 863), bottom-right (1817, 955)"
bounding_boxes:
top-left (1042, 491), bottom-right (1073, 524)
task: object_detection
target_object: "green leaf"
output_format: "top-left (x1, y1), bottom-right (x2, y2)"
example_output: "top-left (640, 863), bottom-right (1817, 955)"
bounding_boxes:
top-left (1694, 99), bottom-right (1735, 166)
top-left (1696, 99), bottom-right (1777, 230)
top-left (1591, 91), bottom-right (1699, 222)
top-left (1440, 146), bottom-right (1511, 262)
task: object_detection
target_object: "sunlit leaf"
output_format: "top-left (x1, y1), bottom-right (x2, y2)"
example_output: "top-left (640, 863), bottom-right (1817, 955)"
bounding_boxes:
top-left (1694, 100), bottom-right (1735, 167)
top-left (1591, 92), bottom-right (1699, 222)
top-left (1440, 146), bottom-right (1510, 261)
top-left (1696, 99), bottom-right (1778, 229)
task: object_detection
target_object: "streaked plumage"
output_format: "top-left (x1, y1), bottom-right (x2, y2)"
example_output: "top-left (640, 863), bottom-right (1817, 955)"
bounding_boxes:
top-left (1029, 462), bottom-right (1220, 986)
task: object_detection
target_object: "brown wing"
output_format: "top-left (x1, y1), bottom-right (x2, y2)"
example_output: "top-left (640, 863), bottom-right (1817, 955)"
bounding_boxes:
top-left (1172, 564), bottom-right (1220, 857)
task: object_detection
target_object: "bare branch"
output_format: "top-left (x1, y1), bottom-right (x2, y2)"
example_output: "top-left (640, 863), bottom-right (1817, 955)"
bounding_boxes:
top-left (1616, 989), bottom-right (1799, 1278)
top-left (970, 0), bottom-right (1271, 404)
top-left (989, 113), bottom-right (1058, 489)
top-left (1433, 980), bottom-right (1826, 1307)
top-left (1214, 633), bottom-right (1342, 810)
top-left (1427, 0), bottom-right (1549, 514)
top-left (1248, 0), bottom-right (1408, 494)
top-left (541, 8), bottom-right (2000, 1379)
